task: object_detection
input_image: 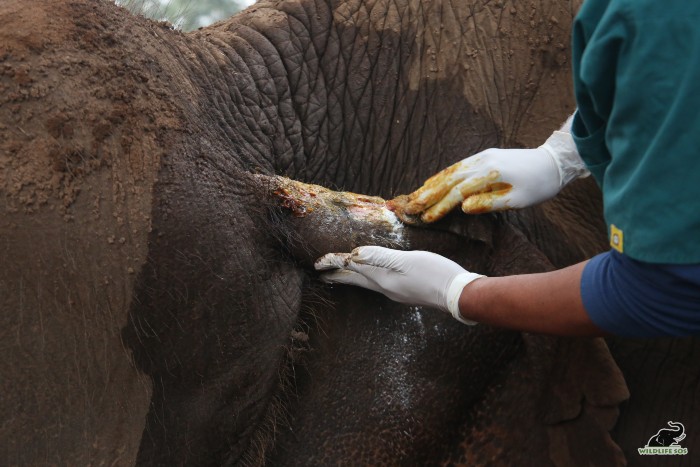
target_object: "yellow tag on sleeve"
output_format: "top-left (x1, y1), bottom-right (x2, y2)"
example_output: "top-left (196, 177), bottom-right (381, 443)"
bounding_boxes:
top-left (610, 224), bottom-right (624, 253)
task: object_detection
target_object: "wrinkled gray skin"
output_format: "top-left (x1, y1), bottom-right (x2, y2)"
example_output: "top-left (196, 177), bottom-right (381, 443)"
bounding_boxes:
top-left (1, 0), bottom-right (698, 466)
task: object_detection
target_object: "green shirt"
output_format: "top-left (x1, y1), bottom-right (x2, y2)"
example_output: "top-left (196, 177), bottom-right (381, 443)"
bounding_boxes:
top-left (571, 0), bottom-right (700, 263)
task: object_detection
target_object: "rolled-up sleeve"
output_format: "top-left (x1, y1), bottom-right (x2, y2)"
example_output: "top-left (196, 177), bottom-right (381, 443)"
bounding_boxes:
top-left (581, 251), bottom-right (700, 337)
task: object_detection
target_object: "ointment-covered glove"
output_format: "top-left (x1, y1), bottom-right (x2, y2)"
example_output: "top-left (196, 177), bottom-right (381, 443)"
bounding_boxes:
top-left (389, 115), bottom-right (590, 223)
top-left (315, 246), bottom-right (484, 325)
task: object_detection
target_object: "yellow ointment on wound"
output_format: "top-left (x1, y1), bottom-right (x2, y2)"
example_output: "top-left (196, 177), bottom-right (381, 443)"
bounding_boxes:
top-left (391, 170), bottom-right (507, 223)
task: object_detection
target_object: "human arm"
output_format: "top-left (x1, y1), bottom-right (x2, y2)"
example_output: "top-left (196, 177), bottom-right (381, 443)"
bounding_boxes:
top-left (316, 246), bottom-right (607, 336)
top-left (457, 260), bottom-right (606, 336)
top-left (317, 246), bottom-right (700, 337)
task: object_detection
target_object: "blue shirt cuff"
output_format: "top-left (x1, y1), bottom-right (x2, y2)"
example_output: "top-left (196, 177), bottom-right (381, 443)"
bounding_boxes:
top-left (580, 251), bottom-right (700, 337)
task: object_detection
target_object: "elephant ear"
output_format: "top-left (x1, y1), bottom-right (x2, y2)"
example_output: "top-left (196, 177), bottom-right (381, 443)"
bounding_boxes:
top-left (446, 222), bottom-right (628, 466)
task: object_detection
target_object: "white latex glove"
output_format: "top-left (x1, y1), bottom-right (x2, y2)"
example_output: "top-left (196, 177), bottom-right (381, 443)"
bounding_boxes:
top-left (389, 115), bottom-right (590, 223)
top-left (315, 246), bottom-right (484, 325)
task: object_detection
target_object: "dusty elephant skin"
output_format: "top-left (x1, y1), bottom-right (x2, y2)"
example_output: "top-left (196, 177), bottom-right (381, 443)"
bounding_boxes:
top-left (1, 0), bottom-right (697, 466)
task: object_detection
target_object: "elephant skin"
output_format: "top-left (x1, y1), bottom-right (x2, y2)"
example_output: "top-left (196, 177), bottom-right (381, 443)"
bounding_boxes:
top-left (2, 1), bottom-right (695, 466)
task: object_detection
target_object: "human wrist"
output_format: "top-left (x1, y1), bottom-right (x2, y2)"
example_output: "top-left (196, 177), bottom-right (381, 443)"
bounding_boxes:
top-left (539, 128), bottom-right (590, 188)
top-left (446, 272), bottom-right (484, 325)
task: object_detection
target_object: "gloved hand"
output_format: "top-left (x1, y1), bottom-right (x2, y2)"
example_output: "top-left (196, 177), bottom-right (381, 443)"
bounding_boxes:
top-left (315, 246), bottom-right (484, 325)
top-left (389, 116), bottom-right (589, 223)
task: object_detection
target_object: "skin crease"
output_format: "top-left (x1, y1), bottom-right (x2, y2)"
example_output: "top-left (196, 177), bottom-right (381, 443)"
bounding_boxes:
top-left (458, 260), bottom-right (608, 336)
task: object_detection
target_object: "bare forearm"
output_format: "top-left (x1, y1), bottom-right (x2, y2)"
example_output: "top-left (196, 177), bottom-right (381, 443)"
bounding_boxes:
top-left (458, 261), bottom-right (608, 336)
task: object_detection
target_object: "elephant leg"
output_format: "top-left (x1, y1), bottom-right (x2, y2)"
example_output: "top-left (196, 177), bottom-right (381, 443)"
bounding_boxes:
top-left (255, 176), bottom-right (630, 466)
top-left (607, 338), bottom-right (700, 460)
top-left (446, 223), bottom-right (629, 466)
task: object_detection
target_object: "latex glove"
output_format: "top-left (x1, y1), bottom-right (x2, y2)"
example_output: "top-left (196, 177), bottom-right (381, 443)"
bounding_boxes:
top-left (389, 116), bottom-right (590, 223)
top-left (315, 246), bottom-right (484, 325)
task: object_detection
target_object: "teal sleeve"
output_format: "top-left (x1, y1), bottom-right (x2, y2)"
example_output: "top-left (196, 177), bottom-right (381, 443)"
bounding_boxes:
top-left (571, 0), bottom-right (700, 263)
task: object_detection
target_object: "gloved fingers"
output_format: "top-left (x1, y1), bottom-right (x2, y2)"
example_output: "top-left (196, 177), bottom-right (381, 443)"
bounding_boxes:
top-left (315, 248), bottom-right (402, 283)
top-left (397, 184), bottom-right (451, 217)
top-left (348, 245), bottom-right (402, 269)
top-left (314, 252), bottom-right (353, 271)
top-left (315, 250), bottom-right (384, 291)
top-left (395, 159), bottom-right (476, 216)
top-left (318, 269), bottom-right (380, 292)
top-left (347, 245), bottom-right (410, 278)
top-left (460, 183), bottom-right (513, 214)
top-left (315, 247), bottom-right (399, 284)
top-left (420, 171), bottom-right (501, 222)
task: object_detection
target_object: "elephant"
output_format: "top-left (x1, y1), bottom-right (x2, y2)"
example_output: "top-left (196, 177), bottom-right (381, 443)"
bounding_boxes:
top-left (645, 421), bottom-right (686, 448)
top-left (1, 0), bottom-right (698, 466)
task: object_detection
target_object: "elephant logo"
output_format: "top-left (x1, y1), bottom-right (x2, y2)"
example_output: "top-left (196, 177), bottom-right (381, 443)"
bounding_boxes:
top-left (638, 421), bottom-right (688, 456)
top-left (645, 421), bottom-right (686, 447)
